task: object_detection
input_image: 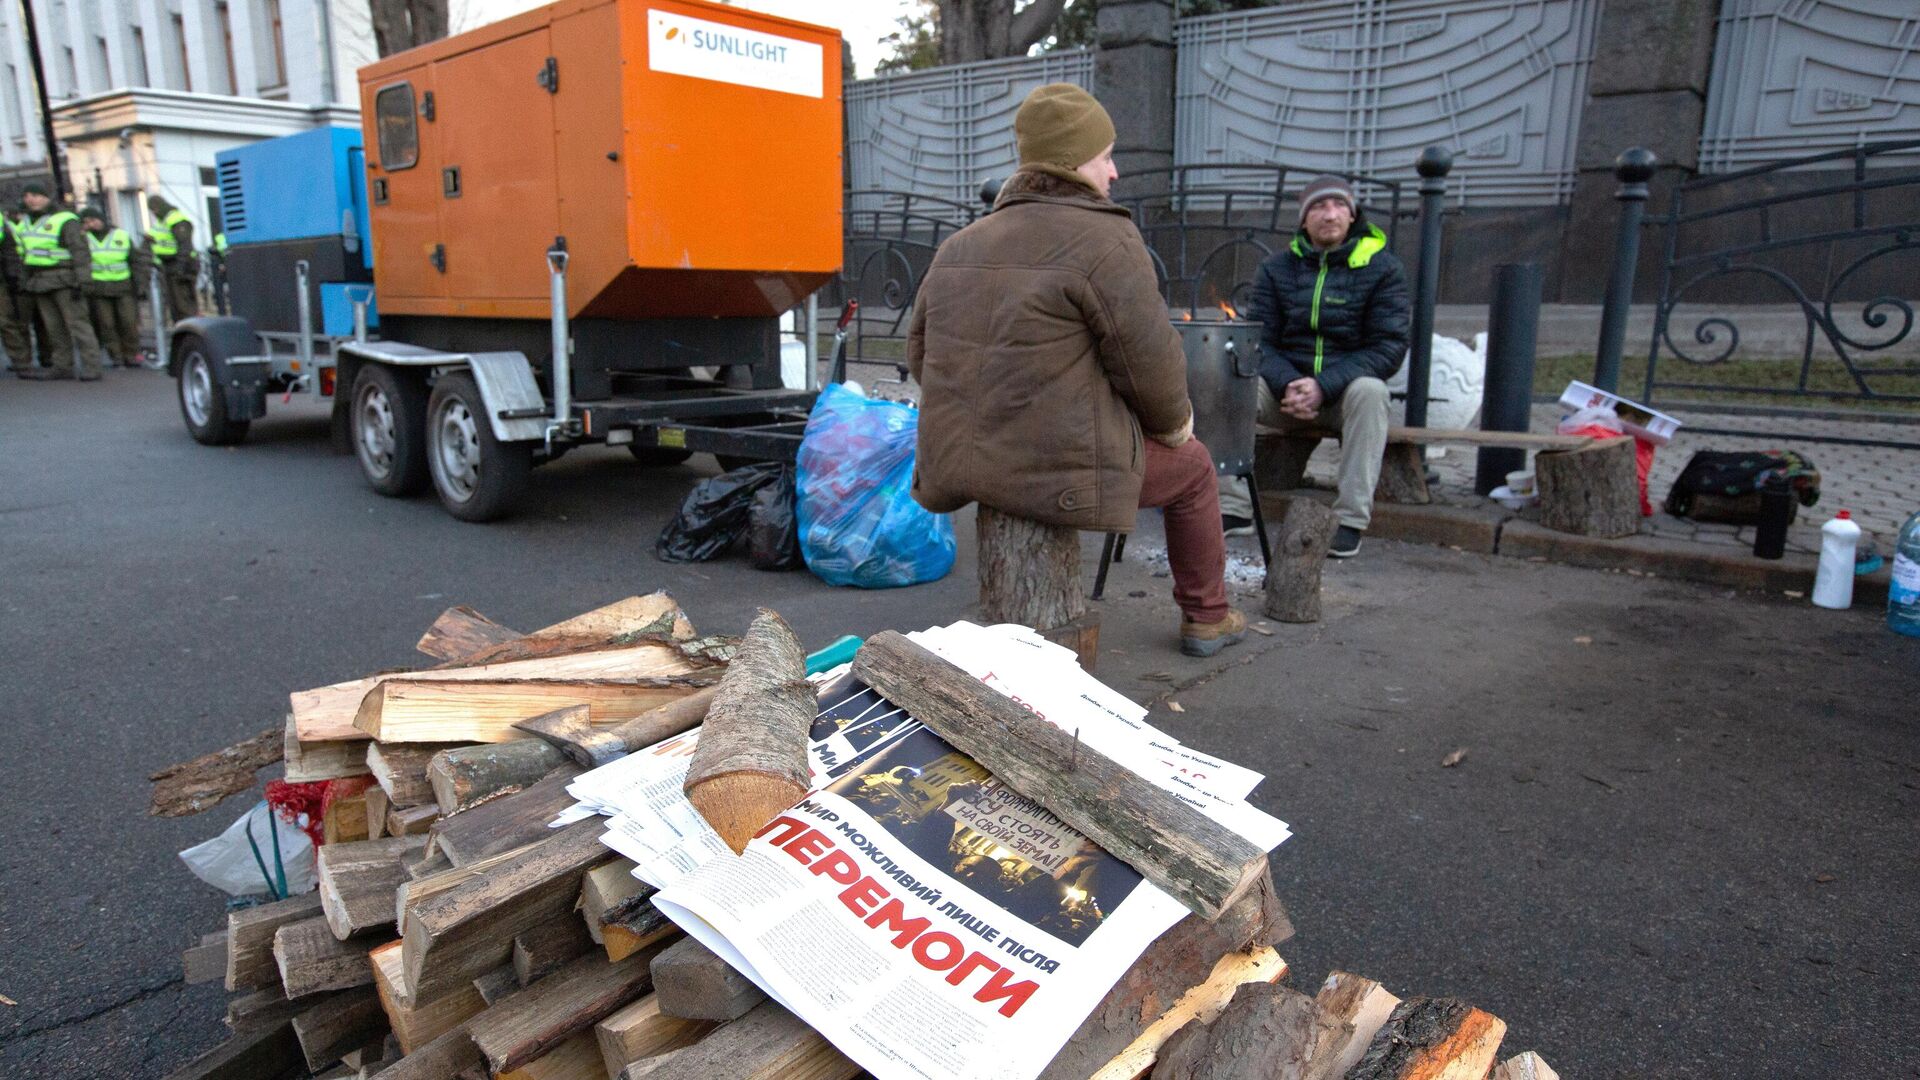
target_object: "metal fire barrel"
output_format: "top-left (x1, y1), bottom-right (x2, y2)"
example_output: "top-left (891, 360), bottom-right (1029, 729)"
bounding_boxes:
top-left (1176, 318), bottom-right (1263, 477)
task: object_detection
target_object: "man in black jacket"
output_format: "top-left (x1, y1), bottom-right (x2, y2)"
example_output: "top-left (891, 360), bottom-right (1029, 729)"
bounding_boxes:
top-left (1219, 175), bottom-right (1410, 557)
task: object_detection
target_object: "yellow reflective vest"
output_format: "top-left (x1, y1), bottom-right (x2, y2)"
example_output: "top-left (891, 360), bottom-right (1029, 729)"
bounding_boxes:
top-left (147, 208), bottom-right (190, 257)
top-left (89, 228), bottom-right (133, 282)
top-left (20, 211), bottom-right (78, 267)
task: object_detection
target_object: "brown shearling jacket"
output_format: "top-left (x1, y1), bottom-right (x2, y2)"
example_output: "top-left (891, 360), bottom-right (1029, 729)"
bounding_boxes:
top-left (907, 168), bottom-right (1192, 534)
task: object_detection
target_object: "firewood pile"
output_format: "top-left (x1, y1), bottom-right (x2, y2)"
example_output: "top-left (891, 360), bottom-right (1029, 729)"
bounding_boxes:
top-left (152, 595), bottom-right (1561, 1080)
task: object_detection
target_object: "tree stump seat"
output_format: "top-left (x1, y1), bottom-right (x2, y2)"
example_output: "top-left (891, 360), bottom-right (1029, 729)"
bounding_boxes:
top-left (975, 506), bottom-right (1100, 671)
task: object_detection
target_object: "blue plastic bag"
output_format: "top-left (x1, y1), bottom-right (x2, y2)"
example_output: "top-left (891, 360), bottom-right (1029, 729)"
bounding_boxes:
top-left (796, 383), bottom-right (955, 588)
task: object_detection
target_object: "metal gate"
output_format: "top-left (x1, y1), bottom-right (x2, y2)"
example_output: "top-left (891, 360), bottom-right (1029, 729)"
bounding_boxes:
top-left (1643, 138), bottom-right (1920, 412)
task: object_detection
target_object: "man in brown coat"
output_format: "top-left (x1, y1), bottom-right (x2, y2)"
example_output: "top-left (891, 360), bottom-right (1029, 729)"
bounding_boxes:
top-left (909, 84), bottom-right (1246, 657)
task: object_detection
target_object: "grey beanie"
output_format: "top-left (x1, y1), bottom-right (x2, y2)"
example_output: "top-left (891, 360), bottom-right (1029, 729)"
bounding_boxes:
top-left (1297, 175), bottom-right (1357, 224)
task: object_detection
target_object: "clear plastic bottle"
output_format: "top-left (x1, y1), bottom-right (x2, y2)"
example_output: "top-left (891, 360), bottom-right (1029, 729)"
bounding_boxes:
top-left (1890, 509), bottom-right (1920, 638)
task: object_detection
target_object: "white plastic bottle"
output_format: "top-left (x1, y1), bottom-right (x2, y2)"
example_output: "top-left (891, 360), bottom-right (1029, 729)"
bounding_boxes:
top-left (1812, 510), bottom-right (1861, 610)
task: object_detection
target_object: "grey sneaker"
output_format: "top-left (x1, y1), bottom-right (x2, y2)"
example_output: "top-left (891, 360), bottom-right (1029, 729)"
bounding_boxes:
top-left (1328, 525), bottom-right (1363, 558)
top-left (1179, 609), bottom-right (1248, 657)
top-left (1222, 514), bottom-right (1254, 537)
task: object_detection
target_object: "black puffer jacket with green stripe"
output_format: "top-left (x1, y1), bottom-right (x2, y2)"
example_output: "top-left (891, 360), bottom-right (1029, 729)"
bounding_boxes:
top-left (1246, 218), bottom-right (1410, 404)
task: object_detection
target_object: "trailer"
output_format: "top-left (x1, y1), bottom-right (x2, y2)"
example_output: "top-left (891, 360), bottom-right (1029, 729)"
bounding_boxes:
top-left (171, 0), bottom-right (841, 521)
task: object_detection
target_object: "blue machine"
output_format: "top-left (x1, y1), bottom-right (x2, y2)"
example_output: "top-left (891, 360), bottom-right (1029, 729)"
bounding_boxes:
top-left (214, 127), bottom-right (374, 335)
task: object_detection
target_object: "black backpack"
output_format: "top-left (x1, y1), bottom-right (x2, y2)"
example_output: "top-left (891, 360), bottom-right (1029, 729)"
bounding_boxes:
top-left (1663, 450), bottom-right (1820, 522)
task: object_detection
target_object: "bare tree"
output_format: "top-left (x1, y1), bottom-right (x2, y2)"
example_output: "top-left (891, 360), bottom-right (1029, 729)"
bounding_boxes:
top-left (937, 0), bottom-right (1071, 65)
top-left (370, 0), bottom-right (451, 57)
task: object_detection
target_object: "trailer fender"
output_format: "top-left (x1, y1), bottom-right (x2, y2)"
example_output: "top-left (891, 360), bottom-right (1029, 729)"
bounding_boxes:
top-left (334, 342), bottom-right (546, 442)
top-left (167, 316), bottom-right (258, 379)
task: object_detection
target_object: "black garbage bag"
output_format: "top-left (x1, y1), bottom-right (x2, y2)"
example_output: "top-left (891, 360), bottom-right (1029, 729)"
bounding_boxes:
top-left (748, 467), bottom-right (802, 570)
top-left (655, 462), bottom-right (786, 563)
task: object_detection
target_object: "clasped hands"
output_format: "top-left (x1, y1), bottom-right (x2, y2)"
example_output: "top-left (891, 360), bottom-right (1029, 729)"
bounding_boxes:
top-left (1279, 377), bottom-right (1324, 421)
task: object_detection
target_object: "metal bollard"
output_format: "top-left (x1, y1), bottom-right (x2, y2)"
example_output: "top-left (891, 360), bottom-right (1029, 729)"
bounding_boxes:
top-left (1477, 263), bottom-right (1543, 495)
top-left (547, 242), bottom-right (572, 440)
top-left (1592, 147), bottom-right (1657, 393)
top-left (1404, 146), bottom-right (1453, 428)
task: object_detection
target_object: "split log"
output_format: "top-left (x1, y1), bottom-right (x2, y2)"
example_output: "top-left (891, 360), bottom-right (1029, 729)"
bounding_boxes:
top-left (1490, 1051), bottom-right (1560, 1080)
top-left (1311, 971), bottom-right (1402, 1079)
top-left (286, 715), bottom-right (373, 783)
top-left (1376, 442), bottom-right (1431, 504)
top-left (1036, 875), bottom-right (1292, 1080)
top-left (595, 995), bottom-right (716, 1078)
top-left (225, 986), bottom-right (306, 1032)
top-left (319, 836), bottom-right (429, 938)
top-left (430, 739), bottom-right (569, 815)
top-left (618, 999), bottom-right (858, 1080)
top-left (498, 1031), bottom-right (605, 1080)
top-left (417, 606), bottom-right (519, 662)
top-left (228, 891), bottom-right (326, 991)
top-left (512, 918), bottom-right (595, 987)
top-left (396, 840), bottom-right (542, 931)
top-left (683, 609), bottom-right (812, 854)
top-left (273, 916), bottom-right (382, 997)
top-left (356, 675), bottom-right (720, 745)
top-left (294, 641), bottom-right (718, 743)
top-left (149, 727), bottom-right (282, 817)
top-left (368, 742), bottom-right (463, 807)
top-left (160, 1019), bottom-right (304, 1080)
top-left (430, 765), bottom-right (584, 867)
top-left (365, 785), bottom-right (390, 839)
top-left (399, 819), bottom-right (613, 1006)
top-left (474, 964), bottom-right (525, 1006)
top-left (976, 504), bottom-right (1086, 628)
top-left (1147, 982), bottom-right (1346, 1080)
top-left (323, 788), bottom-right (372, 846)
top-left (370, 939), bottom-right (485, 1054)
top-left (438, 594), bottom-right (698, 671)
top-left (1085, 947), bottom-right (1285, 1080)
top-left (404, 847), bottom-right (452, 880)
top-left (184, 931), bottom-right (229, 985)
top-left (1536, 435), bottom-right (1638, 538)
top-left (1263, 498), bottom-right (1338, 624)
top-left (578, 859), bottom-right (645, 946)
top-left (853, 632), bottom-right (1270, 920)
top-left (472, 947), bottom-right (665, 1073)
top-left (1345, 997), bottom-right (1507, 1080)
top-left (369, 1016), bottom-right (486, 1080)
top-left (292, 987), bottom-right (389, 1073)
top-left (517, 688), bottom-right (717, 769)
top-left (650, 935), bottom-right (766, 1021)
top-left (388, 803), bottom-right (439, 836)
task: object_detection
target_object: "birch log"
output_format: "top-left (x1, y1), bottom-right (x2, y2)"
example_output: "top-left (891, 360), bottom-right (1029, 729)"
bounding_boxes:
top-left (683, 610), bottom-right (812, 854)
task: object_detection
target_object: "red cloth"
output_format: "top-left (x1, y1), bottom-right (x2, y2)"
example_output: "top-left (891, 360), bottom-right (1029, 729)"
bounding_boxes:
top-left (1138, 437), bottom-right (1231, 623)
top-left (265, 775), bottom-right (374, 848)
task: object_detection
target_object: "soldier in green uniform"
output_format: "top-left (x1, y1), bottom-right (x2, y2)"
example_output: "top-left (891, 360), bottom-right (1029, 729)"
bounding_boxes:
top-left (81, 207), bottom-right (150, 368)
top-left (1, 209), bottom-right (33, 373)
top-left (146, 194), bottom-right (199, 321)
top-left (15, 183), bottom-right (104, 381)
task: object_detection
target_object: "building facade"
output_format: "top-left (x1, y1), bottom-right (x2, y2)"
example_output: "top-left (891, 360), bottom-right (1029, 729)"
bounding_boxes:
top-left (1, 0), bottom-right (372, 250)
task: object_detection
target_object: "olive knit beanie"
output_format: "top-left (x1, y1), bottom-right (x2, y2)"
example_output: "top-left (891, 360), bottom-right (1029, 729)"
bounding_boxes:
top-left (1015, 83), bottom-right (1116, 188)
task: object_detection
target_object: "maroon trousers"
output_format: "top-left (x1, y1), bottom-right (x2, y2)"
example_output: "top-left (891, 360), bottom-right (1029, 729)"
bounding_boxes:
top-left (1137, 437), bottom-right (1230, 624)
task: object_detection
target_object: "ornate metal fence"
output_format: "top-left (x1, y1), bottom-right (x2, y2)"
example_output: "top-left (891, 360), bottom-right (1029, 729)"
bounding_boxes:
top-left (820, 165), bottom-right (1409, 379)
top-left (1642, 139), bottom-right (1920, 410)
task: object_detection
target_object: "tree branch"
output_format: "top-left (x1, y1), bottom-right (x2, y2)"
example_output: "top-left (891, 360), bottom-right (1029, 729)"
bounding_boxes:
top-left (1010, 0), bottom-right (1072, 53)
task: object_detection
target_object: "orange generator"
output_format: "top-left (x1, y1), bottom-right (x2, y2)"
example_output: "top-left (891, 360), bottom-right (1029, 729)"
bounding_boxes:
top-left (330, 0), bottom-right (843, 520)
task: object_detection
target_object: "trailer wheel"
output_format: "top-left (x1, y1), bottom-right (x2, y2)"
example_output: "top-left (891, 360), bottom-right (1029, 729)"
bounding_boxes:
top-left (352, 363), bottom-right (430, 496)
top-left (176, 335), bottom-right (249, 445)
top-left (628, 445), bottom-right (694, 466)
top-left (428, 371), bottom-right (531, 522)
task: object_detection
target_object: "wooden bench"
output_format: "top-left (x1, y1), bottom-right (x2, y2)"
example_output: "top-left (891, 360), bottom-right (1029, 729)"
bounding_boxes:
top-left (1256, 426), bottom-right (1638, 537)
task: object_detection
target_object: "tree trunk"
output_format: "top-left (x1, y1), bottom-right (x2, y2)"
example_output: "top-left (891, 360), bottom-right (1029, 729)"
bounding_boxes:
top-left (1264, 498), bottom-right (1337, 624)
top-left (1536, 436), bottom-right (1639, 538)
top-left (976, 505), bottom-right (1085, 627)
top-left (1375, 442), bottom-right (1431, 504)
top-left (936, 0), bottom-right (1070, 64)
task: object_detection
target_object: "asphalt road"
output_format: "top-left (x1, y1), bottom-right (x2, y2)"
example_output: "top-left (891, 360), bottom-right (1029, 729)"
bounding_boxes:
top-left (1, 370), bottom-right (1914, 1078)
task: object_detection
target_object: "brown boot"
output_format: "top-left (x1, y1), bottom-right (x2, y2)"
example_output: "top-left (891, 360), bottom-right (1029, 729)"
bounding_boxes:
top-left (1179, 608), bottom-right (1248, 658)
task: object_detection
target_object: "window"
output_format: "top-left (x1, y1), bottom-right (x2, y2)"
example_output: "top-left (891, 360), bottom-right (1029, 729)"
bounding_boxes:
top-left (264, 0), bottom-right (286, 89)
top-left (218, 3), bottom-right (237, 94)
top-left (131, 28), bottom-right (150, 87)
top-left (374, 83), bottom-right (419, 170)
top-left (96, 37), bottom-right (110, 90)
top-left (172, 14), bottom-right (191, 91)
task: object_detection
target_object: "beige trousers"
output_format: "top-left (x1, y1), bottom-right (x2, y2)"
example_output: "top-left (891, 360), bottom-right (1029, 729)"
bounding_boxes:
top-left (1218, 376), bottom-right (1391, 530)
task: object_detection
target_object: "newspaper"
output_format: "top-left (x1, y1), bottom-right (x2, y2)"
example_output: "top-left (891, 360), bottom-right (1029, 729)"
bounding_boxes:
top-left (557, 622), bottom-right (1289, 1080)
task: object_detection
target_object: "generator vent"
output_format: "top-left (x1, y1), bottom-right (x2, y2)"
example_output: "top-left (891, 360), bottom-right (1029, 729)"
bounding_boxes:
top-left (217, 158), bottom-right (246, 237)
